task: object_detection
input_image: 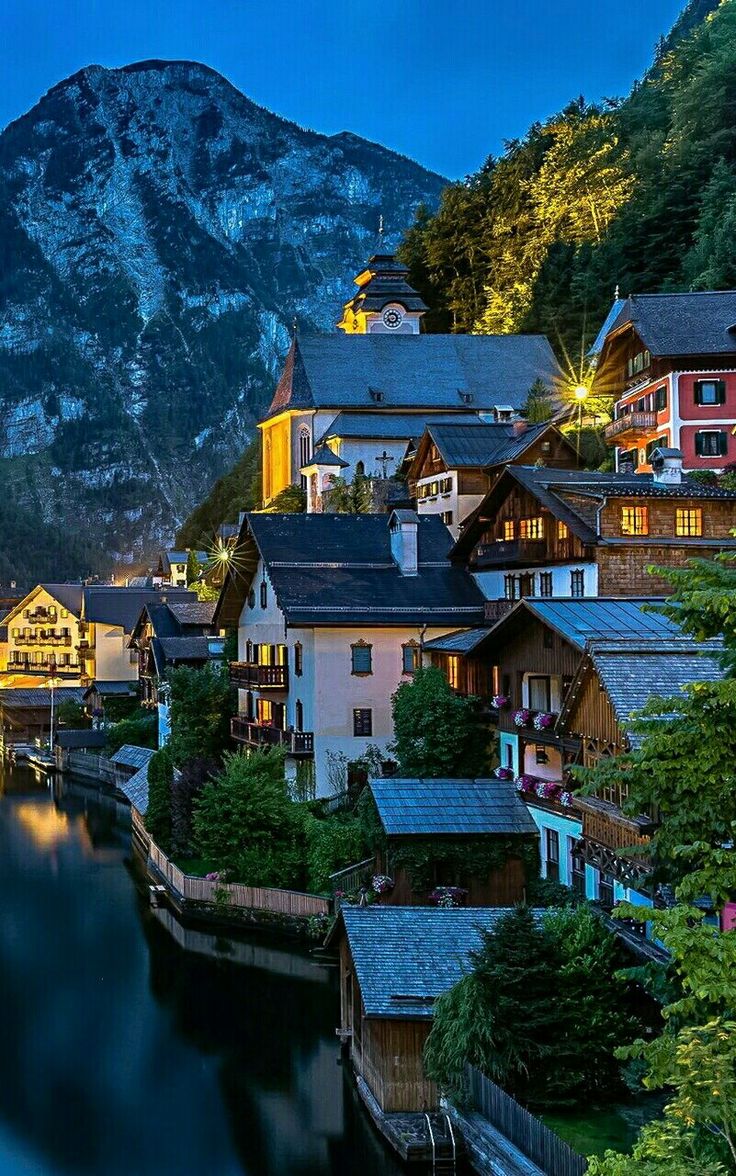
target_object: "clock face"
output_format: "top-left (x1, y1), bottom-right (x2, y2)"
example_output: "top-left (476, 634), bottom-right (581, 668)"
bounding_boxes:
top-left (382, 305), bottom-right (404, 330)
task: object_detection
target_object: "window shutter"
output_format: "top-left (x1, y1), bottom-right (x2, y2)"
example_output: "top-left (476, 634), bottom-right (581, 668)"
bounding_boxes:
top-left (718, 380), bottom-right (727, 406)
top-left (695, 432), bottom-right (704, 456)
top-left (719, 431), bottom-right (728, 456)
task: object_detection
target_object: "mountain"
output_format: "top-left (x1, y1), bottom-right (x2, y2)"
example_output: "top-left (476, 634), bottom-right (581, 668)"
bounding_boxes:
top-left (0, 60), bottom-right (445, 583)
top-left (399, 0), bottom-right (729, 356)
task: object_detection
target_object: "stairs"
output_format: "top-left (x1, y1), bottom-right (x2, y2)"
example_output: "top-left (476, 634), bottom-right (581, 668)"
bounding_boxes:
top-left (425, 1112), bottom-right (457, 1175)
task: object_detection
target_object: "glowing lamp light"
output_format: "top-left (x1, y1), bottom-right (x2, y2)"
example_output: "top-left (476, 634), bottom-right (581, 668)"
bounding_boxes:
top-left (573, 385), bottom-right (589, 401)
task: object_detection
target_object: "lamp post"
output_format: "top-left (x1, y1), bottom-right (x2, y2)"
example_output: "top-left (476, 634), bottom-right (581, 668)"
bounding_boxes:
top-left (47, 665), bottom-right (61, 754)
top-left (573, 385), bottom-right (589, 456)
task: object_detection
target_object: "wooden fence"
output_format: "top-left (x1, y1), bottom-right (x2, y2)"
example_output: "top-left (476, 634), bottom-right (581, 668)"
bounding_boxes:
top-left (466, 1066), bottom-right (587, 1176)
top-left (147, 839), bottom-right (330, 919)
top-left (66, 750), bottom-right (116, 783)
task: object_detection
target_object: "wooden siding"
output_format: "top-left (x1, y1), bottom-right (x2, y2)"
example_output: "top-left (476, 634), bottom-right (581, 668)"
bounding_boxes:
top-left (475, 485), bottom-right (588, 562)
top-left (561, 670), bottom-right (626, 758)
top-left (493, 617), bottom-right (582, 720)
top-left (382, 855), bottom-right (528, 907)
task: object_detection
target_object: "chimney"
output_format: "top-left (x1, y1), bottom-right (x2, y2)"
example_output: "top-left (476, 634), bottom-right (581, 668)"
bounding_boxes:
top-left (650, 447), bottom-right (684, 486)
top-left (390, 511), bottom-right (419, 576)
top-left (512, 420), bottom-right (528, 437)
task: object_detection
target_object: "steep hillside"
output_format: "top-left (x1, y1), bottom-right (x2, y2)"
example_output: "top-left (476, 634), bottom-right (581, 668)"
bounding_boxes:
top-left (0, 60), bottom-right (444, 579)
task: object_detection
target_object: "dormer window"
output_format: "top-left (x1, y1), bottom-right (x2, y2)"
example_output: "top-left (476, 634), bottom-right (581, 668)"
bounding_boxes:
top-left (369, 388), bottom-right (385, 404)
top-left (458, 390), bottom-right (473, 404)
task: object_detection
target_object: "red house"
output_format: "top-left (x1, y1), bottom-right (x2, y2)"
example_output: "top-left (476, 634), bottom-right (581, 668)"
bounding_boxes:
top-left (597, 291), bottom-right (736, 473)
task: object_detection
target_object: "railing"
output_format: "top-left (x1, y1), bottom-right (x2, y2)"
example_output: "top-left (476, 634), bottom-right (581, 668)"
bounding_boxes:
top-left (582, 808), bottom-right (651, 851)
top-left (465, 1066), bottom-right (587, 1176)
top-left (229, 662), bottom-right (289, 689)
top-left (6, 659), bottom-right (81, 673)
top-left (475, 538), bottom-right (547, 568)
top-left (230, 716), bottom-right (314, 755)
top-left (604, 411), bottom-right (657, 441)
top-left (483, 600), bottom-right (513, 623)
top-left (329, 857), bottom-right (374, 910)
top-left (148, 839), bottom-right (329, 917)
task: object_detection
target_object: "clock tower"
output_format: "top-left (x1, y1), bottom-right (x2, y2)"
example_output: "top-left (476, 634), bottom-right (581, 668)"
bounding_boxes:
top-left (336, 222), bottom-right (427, 335)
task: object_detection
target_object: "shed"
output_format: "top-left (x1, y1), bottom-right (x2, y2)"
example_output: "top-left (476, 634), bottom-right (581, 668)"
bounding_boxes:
top-left (368, 778), bottom-right (538, 906)
top-left (110, 744), bottom-right (155, 786)
top-left (327, 906), bottom-right (531, 1112)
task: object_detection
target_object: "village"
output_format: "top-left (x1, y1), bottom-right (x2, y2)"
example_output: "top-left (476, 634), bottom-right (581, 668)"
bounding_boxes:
top-left (2, 238), bottom-right (736, 1174)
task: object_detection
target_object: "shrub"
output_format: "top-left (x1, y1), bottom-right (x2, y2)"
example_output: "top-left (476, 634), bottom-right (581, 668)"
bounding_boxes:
top-left (146, 746), bottom-right (174, 852)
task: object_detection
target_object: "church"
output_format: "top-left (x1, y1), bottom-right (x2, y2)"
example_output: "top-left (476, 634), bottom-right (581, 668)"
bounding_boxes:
top-left (258, 237), bottom-right (561, 506)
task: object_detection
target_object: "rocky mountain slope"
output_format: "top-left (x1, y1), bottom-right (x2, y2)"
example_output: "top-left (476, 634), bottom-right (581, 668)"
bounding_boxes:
top-left (0, 60), bottom-right (444, 582)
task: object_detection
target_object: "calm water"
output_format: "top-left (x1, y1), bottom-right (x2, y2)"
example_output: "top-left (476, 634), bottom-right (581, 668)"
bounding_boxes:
top-left (0, 763), bottom-right (404, 1176)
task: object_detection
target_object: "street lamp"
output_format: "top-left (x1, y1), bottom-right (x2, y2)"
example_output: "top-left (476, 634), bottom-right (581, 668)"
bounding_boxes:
top-left (47, 666), bottom-right (62, 754)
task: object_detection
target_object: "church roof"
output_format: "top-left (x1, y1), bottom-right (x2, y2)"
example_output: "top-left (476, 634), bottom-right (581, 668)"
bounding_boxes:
top-left (264, 334), bottom-right (560, 420)
top-left (302, 444), bottom-right (349, 469)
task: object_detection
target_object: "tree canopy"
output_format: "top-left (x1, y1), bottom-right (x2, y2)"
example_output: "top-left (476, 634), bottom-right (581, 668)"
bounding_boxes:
top-left (391, 666), bottom-right (489, 777)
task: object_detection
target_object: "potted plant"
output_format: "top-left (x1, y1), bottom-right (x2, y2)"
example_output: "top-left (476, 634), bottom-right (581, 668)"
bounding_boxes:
top-left (371, 874), bottom-right (394, 895)
top-left (494, 765), bottom-right (514, 780)
top-left (492, 694), bottom-right (511, 710)
top-left (429, 886), bottom-right (468, 908)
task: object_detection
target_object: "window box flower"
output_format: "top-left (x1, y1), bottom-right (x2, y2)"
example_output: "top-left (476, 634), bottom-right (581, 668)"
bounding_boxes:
top-left (429, 886), bottom-right (468, 908)
top-left (371, 874), bottom-right (394, 895)
top-left (535, 780), bottom-right (563, 801)
top-left (494, 766), bottom-right (514, 780)
top-left (515, 774), bottom-right (538, 794)
top-left (560, 791), bottom-right (575, 808)
top-left (492, 694), bottom-right (510, 710)
top-left (513, 708), bottom-right (533, 727)
top-left (533, 711), bottom-right (556, 731)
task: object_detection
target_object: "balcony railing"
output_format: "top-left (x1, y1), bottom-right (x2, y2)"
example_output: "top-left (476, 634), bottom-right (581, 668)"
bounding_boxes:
top-left (475, 538), bottom-right (547, 568)
top-left (231, 716), bottom-right (313, 756)
top-left (604, 411), bottom-right (657, 443)
top-left (483, 600), bottom-right (514, 623)
top-left (6, 659), bottom-right (81, 674)
top-left (229, 662), bottom-right (289, 690)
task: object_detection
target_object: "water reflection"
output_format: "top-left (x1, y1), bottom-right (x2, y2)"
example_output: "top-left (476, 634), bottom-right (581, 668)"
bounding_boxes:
top-left (0, 765), bottom-right (403, 1175)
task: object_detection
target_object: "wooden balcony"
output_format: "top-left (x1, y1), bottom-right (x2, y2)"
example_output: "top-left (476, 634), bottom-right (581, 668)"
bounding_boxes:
top-left (231, 716), bottom-right (313, 756)
top-left (475, 538), bottom-right (547, 568)
top-left (230, 662), bottom-right (289, 689)
top-left (604, 411), bottom-right (657, 444)
top-left (483, 600), bottom-right (513, 623)
top-left (580, 802), bottom-right (652, 851)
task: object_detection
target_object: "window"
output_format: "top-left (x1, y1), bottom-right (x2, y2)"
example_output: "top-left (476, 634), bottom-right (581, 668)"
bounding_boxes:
top-left (260, 581), bottom-right (268, 609)
top-left (519, 573), bottom-right (535, 597)
top-left (429, 481), bottom-right (439, 496)
top-left (545, 829), bottom-right (559, 882)
top-left (440, 511), bottom-right (454, 526)
top-left (539, 572), bottom-right (553, 598)
top-left (557, 521), bottom-right (569, 540)
top-left (248, 589), bottom-right (256, 609)
top-left (528, 675), bottom-right (550, 712)
top-left (402, 643), bottom-right (420, 674)
top-left (676, 508), bottom-right (703, 537)
top-left (257, 698), bottom-right (273, 725)
top-left (519, 516), bottom-right (544, 540)
top-left (570, 570), bottom-right (585, 598)
top-left (298, 426), bottom-right (311, 471)
top-left (619, 447), bottom-right (638, 471)
top-left (503, 520), bottom-right (515, 541)
top-left (626, 349), bottom-right (651, 378)
top-left (353, 708), bottom-right (373, 737)
top-left (535, 744), bottom-right (549, 765)
top-left (294, 642), bottom-right (303, 676)
top-left (655, 385), bottom-right (667, 411)
top-left (295, 700), bottom-right (304, 732)
top-left (694, 378), bottom-right (726, 407)
top-left (621, 506), bottom-right (649, 536)
top-left (355, 460), bottom-right (365, 477)
top-left (695, 430), bottom-right (728, 457)
top-left (645, 437), bottom-right (666, 464)
top-left (245, 691), bottom-right (254, 720)
top-left (350, 642), bottom-right (373, 675)
top-left (504, 574), bottom-right (518, 601)
top-left (447, 655), bottom-right (460, 690)
top-left (598, 872), bottom-right (615, 910)
top-left (571, 842), bottom-right (585, 898)
top-left (440, 477), bottom-right (452, 494)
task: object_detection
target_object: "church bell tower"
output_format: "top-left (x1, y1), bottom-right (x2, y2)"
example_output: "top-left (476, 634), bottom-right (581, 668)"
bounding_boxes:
top-left (336, 219), bottom-right (427, 335)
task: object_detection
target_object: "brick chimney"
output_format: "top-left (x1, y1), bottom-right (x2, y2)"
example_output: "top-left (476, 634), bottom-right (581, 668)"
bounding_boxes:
top-left (389, 510), bottom-right (419, 576)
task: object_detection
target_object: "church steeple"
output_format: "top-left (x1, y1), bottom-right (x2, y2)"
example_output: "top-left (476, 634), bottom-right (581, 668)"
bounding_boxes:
top-left (336, 221), bottom-right (427, 335)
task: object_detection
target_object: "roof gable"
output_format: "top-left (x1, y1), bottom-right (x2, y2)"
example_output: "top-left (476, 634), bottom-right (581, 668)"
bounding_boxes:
top-left (601, 291), bottom-right (736, 359)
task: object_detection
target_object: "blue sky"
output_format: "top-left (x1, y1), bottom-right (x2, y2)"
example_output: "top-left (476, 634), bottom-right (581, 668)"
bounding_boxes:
top-left (4, 0), bottom-right (686, 178)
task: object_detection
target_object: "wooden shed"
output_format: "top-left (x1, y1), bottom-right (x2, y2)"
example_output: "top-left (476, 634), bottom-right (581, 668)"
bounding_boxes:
top-left (327, 906), bottom-right (516, 1113)
top-left (368, 777), bottom-right (539, 906)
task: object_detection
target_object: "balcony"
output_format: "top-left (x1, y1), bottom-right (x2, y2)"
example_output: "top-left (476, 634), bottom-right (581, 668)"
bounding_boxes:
top-left (483, 600), bottom-right (514, 623)
top-left (475, 538), bottom-right (547, 568)
top-left (231, 716), bottom-right (313, 756)
top-left (604, 411), bottom-right (657, 444)
top-left (229, 662), bottom-right (289, 690)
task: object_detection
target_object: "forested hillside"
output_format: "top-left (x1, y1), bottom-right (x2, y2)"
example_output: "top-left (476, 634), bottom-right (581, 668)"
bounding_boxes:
top-left (399, 0), bottom-right (734, 358)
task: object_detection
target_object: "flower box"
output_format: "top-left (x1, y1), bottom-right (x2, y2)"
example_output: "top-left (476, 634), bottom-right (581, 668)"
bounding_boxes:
top-left (371, 874), bottom-right (394, 895)
top-left (494, 766), bottom-right (514, 780)
top-left (513, 708), bottom-right (533, 727)
top-left (429, 886), bottom-right (468, 908)
top-left (492, 694), bottom-right (511, 710)
top-left (533, 711), bottom-right (557, 731)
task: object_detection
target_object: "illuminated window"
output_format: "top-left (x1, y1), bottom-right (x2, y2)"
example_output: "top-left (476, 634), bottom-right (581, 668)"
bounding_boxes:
top-left (676, 508), bottom-right (703, 537)
top-left (429, 481), bottom-right (439, 496)
top-left (503, 520), bottom-right (515, 541)
top-left (440, 477), bottom-right (452, 494)
top-left (440, 511), bottom-right (453, 525)
top-left (519, 517), bottom-right (544, 540)
top-left (351, 642), bottom-right (372, 675)
top-left (257, 698), bottom-right (273, 724)
top-left (447, 655), bottom-right (460, 690)
top-left (621, 506), bottom-right (649, 536)
top-left (557, 521), bottom-right (569, 540)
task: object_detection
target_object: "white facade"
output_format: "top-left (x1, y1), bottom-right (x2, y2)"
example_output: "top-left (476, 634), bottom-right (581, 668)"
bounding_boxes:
top-left (473, 561), bottom-right (598, 601)
top-left (415, 470), bottom-right (485, 537)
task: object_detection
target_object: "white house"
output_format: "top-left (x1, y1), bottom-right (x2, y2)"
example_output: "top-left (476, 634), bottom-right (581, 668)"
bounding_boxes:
top-left (214, 510), bottom-right (486, 798)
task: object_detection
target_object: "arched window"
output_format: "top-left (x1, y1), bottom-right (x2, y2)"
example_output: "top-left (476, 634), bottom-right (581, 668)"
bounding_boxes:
top-left (355, 460), bottom-right (365, 477)
top-left (295, 700), bottom-right (304, 732)
top-left (260, 580), bottom-right (268, 609)
top-left (299, 426), bottom-right (311, 491)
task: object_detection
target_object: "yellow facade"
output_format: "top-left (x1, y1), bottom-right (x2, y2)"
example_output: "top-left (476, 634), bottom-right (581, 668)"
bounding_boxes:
top-left (2, 587), bottom-right (85, 685)
top-left (259, 412), bottom-right (293, 504)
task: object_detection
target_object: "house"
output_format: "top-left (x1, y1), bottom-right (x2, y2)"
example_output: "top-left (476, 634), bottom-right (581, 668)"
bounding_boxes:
top-left (214, 510), bottom-right (486, 798)
top-left (407, 420), bottom-right (580, 536)
top-left (0, 687), bottom-right (86, 748)
top-left (129, 598), bottom-right (222, 708)
top-left (451, 458), bottom-right (736, 605)
top-left (53, 728), bottom-right (108, 772)
top-left (1, 584), bottom-right (192, 688)
top-left (595, 290), bottom-right (736, 472)
top-left (163, 550), bottom-right (208, 589)
top-left (425, 597), bottom-right (725, 915)
top-left (259, 245), bottom-right (560, 505)
top-left (367, 777), bottom-right (538, 906)
top-left (109, 744), bottom-right (156, 789)
top-left (82, 680), bottom-right (138, 720)
top-left (326, 906), bottom-right (536, 1113)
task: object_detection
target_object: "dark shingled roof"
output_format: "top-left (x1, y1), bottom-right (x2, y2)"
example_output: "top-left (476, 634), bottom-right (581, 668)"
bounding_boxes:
top-left (157, 636), bottom-right (211, 662)
top-left (423, 627), bottom-right (493, 654)
top-left (265, 334), bottom-right (560, 419)
top-left (370, 778), bottom-right (538, 837)
top-left (84, 587), bottom-right (194, 633)
top-left (606, 291), bottom-right (736, 357)
top-left (303, 444), bottom-right (349, 469)
top-left (423, 421), bottom-right (554, 469)
top-left (110, 745), bottom-right (156, 770)
top-left (167, 600), bottom-right (217, 626)
top-left (334, 907), bottom-right (539, 1018)
top-left (82, 681), bottom-right (138, 698)
top-left (244, 512), bottom-right (486, 627)
top-left (118, 761), bottom-right (150, 815)
top-left (0, 688), bottom-right (85, 708)
top-left (54, 729), bottom-right (108, 749)
top-left (318, 412), bottom-right (480, 443)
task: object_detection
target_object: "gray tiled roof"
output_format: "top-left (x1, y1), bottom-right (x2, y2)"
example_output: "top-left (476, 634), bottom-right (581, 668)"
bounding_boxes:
top-left (0, 688), bottom-right (85, 708)
top-left (84, 587), bottom-right (194, 634)
top-left (337, 907), bottom-right (535, 1018)
top-left (319, 412), bottom-right (480, 442)
top-left (304, 444), bottom-right (349, 468)
top-left (606, 291), bottom-right (736, 357)
top-left (370, 778), bottom-right (538, 837)
top-left (83, 680), bottom-right (138, 698)
top-left (167, 600), bottom-right (217, 626)
top-left (157, 636), bottom-right (211, 662)
top-left (423, 627), bottom-right (494, 654)
top-left (245, 512), bottom-right (486, 627)
top-left (110, 744), bottom-right (156, 770)
top-left (424, 421), bottom-right (552, 469)
top-left (266, 334), bottom-right (560, 419)
top-left (54, 729), bottom-right (108, 749)
top-left (118, 761), bottom-right (150, 815)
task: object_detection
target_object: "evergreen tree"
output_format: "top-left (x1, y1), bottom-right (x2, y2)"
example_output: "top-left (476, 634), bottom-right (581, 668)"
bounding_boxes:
top-left (391, 666), bottom-right (489, 777)
top-left (145, 746), bottom-right (174, 852)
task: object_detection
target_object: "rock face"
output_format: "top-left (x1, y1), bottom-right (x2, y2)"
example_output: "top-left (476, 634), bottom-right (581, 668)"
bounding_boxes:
top-left (0, 60), bottom-right (444, 578)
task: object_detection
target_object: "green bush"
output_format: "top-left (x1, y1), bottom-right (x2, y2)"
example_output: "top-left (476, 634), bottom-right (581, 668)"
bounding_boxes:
top-left (105, 710), bottom-right (158, 755)
top-left (302, 812), bottom-right (367, 892)
top-left (392, 666), bottom-right (489, 777)
top-left (146, 746), bottom-right (174, 852)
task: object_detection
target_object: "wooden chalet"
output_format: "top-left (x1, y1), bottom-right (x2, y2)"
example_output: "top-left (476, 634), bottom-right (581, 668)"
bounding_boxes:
top-left (327, 906), bottom-right (526, 1113)
top-left (129, 597), bottom-right (221, 707)
top-left (367, 777), bottom-right (538, 906)
top-left (0, 687), bottom-right (86, 747)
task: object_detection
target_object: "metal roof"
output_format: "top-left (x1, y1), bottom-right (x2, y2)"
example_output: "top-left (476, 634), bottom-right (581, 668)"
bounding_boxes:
top-left (319, 412), bottom-right (480, 442)
top-left (521, 598), bottom-right (695, 650)
top-left (370, 778), bottom-right (538, 837)
top-left (109, 744), bottom-right (156, 770)
top-left (336, 907), bottom-right (541, 1018)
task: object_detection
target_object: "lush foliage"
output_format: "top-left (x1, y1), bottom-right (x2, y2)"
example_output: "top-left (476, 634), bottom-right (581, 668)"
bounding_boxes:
top-left (399, 1), bottom-right (732, 363)
top-left (105, 709), bottom-right (158, 755)
top-left (325, 471), bottom-right (373, 513)
top-left (424, 906), bottom-right (644, 1109)
top-left (391, 666), bottom-right (489, 776)
top-left (266, 484), bottom-right (307, 512)
top-left (301, 811), bottom-right (367, 892)
top-left (170, 757), bottom-right (217, 856)
top-left (145, 746), bottom-right (174, 852)
top-left (177, 435), bottom-right (261, 548)
top-left (55, 700), bottom-right (86, 728)
top-left (167, 664), bottom-right (234, 769)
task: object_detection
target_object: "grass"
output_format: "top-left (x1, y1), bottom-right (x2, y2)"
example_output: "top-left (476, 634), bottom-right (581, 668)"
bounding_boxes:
top-left (542, 1096), bottom-right (663, 1157)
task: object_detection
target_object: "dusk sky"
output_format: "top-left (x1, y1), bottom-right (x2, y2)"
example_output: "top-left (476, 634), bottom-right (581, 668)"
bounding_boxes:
top-left (5, 0), bottom-right (685, 178)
